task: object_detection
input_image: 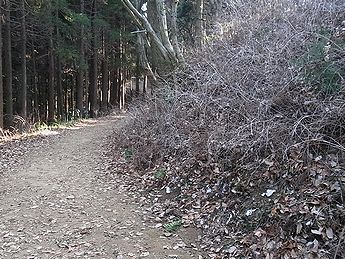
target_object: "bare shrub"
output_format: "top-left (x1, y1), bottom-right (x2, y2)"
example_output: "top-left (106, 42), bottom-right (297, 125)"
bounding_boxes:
top-left (115, 0), bottom-right (345, 257)
top-left (122, 0), bottom-right (344, 169)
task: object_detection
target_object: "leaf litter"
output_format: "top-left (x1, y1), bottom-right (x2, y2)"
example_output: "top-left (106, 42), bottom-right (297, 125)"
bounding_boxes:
top-left (105, 126), bottom-right (345, 258)
top-left (0, 116), bottom-right (204, 258)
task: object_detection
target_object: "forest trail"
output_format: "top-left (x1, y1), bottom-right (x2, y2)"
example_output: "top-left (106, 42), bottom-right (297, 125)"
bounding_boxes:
top-left (0, 116), bottom-right (201, 259)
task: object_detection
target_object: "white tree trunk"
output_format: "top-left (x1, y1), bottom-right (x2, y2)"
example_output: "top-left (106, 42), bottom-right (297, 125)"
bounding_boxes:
top-left (121, 0), bottom-right (183, 70)
top-left (196, 0), bottom-right (205, 47)
top-left (170, 0), bottom-right (185, 64)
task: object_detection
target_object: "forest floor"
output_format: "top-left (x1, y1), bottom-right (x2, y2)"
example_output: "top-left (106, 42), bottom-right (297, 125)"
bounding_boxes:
top-left (0, 115), bottom-right (203, 259)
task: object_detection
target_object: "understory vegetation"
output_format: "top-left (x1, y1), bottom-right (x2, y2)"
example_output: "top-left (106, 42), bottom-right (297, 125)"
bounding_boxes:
top-left (110, 0), bottom-right (345, 258)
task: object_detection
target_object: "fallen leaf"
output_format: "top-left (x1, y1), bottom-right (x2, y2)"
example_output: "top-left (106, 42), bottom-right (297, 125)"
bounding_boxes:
top-left (326, 228), bottom-right (333, 239)
top-left (262, 189), bottom-right (276, 197)
top-left (296, 223), bottom-right (302, 234)
top-left (245, 209), bottom-right (257, 216)
top-left (311, 229), bottom-right (322, 235)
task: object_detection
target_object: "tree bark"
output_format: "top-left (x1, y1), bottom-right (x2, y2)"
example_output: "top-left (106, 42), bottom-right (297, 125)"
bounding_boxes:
top-left (135, 54), bottom-right (140, 96)
top-left (32, 47), bottom-right (39, 122)
top-left (195, 0), bottom-right (205, 47)
top-left (117, 68), bottom-right (121, 107)
top-left (0, 0), bottom-right (3, 129)
top-left (18, 0), bottom-right (27, 119)
top-left (39, 68), bottom-right (47, 122)
top-left (110, 68), bottom-right (117, 106)
top-left (89, 0), bottom-right (98, 117)
top-left (55, 8), bottom-right (64, 120)
top-left (170, 0), bottom-right (184, 63)
top-left (3, 0), bottom-right (13, 128)
top-left (101, 30), bottom-right (109, 112)
top-left (154, 0), bottom-right (175, 56)
top-left (69, 74), bottom-right (74, 117)
top-left (48, 29), bottom-right (55, 122)
top-left (109, 42), bottom-right (118, 107)
top-left (56, 56), bottom-right (64, 120)
top-left (109, 44), bottom-right (118, 106)
top-left (121, 0), bottom-right (179, 65)
top-left (76, 0), bottom-right (85, 116)
top-left (136, 31), bottom-right (155, 79)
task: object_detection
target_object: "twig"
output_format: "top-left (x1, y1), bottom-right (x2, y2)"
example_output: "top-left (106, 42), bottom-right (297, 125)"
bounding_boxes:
top-left (334, 225), bottom-right (345, 259)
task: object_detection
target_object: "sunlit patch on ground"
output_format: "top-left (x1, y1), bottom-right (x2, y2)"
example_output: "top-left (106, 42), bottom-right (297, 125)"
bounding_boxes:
top-left (0, 115), bottom-right (126, 144)
top-left (38, 129), bottom-right (60, 136)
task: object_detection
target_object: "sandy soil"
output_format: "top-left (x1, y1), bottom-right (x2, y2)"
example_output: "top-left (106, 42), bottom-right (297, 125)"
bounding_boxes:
top-left (0, 116), bottom-right (202, 259)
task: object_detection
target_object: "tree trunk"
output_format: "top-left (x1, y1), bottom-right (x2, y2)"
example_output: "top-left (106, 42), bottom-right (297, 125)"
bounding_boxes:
top-left (63, 72), bottom-right (68, 116)
top-left (76, 0), bottom-right (85, 116)
top-left (111, 41), bottom-right (120, 108)
top-left (143, 75), bottom-right (147, 94)
top-left (32, 46), bottom-right (39, 122)
top-left (101, 30), bottom-right (109, 112)
top-left (195, 0), bottom-right (205, 47)
top-left (3, 0), bottom-right (13, 128)
top-left (39, 69), bottom-right (47, 122)
top-left (117, 68), bottom-right (122, 107)
top-left (110, 63), bottom-right (118, 106)
top-left (135, 54), bottom-right (140, 96)
top-left (89, 0), bottom-right (98, 118)
top-left (170, 0), bottom-right (184, 63)
top-left (69, 74), bottom-right (74, 117)
top-left (136, 31), bottom-right (155, 79)
top-left (0, 0), bottom-right (3, 129)
top-left (48, 30), bottom-right (55, 122)
top-left (154, 0), bottom-right (176, 58)
top-left (121, 0), bottom-right (180, 69)
top-left (56, 56), bottom-right (64, 120)
top-left (55, 11), bottom-right (64, 121)
top-left (115, 29), bottom-right (122, 108)
top-left (18, 0), bottom-right (27, 119)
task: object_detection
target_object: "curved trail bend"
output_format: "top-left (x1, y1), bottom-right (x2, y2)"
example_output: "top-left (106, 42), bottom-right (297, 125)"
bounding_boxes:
top-left (0, 116), bottom-right (201, 259)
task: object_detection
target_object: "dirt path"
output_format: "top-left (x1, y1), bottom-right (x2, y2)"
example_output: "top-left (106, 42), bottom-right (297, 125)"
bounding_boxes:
top-left (0, 116), bottom-right (202, 259)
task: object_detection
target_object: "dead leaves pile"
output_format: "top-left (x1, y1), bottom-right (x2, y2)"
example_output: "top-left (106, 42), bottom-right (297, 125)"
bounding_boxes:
top-left (105, 142), bottom-right (344, 258)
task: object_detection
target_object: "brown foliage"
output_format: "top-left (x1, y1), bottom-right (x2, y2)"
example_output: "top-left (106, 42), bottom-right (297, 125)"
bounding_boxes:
top-left (112, 0), bottom-right (345, 257)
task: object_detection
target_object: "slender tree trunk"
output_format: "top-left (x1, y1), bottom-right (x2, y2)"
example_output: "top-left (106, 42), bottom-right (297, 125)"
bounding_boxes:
top-left (133, 0), bottom-right (155, 78)
top-left (55, 13), bottom-right (64, 120)
top-left (48, 29), bottom-right (55, 122)
top-left (135, 54), bottom-right (140, 96)
top-left (0, 0), bottom-right (3, 129)
top-left (89, 0), bottom-right (98, 117)
top-left (143, 75), bottom-right (147, 94)
top-left (170, 0), bottom-right (184, 63)
top-left (3, 0), bottom-right (13, 128)
top-left (76, 0), bottom-right (85, 116)
top-left (101, 30), bottom-right (109, 112)
top-left (114, 28), bottom-right (122, 108)
top-left (122, 80), bottom-right (126, 109)
top-left (195, 0), bottom-right (205, 47)
top-left (56, 56), bottom-right (63, 120)
top-left (110, 57), bottom-right (117, 107)
top-left (18, 0), bottom-right (27, 119)
top-left (155, 0), bottom-right (175, 56)
top-left (64, 72), bottom-right (68, 116)
top-left (110, 41), bottom-right (119, 107)
top-left (121, 35), bottom-right (127, 108)
top-left (32, 47), bottom-right (39, 121)
top-left (69, 74), bottom-right (74, 117)
top-left (84, 62), bottom-right (89, 116)
top-left (117, 68), bottom-right (122, 107)
top-left (39, 70), bottom-right (47, 122)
